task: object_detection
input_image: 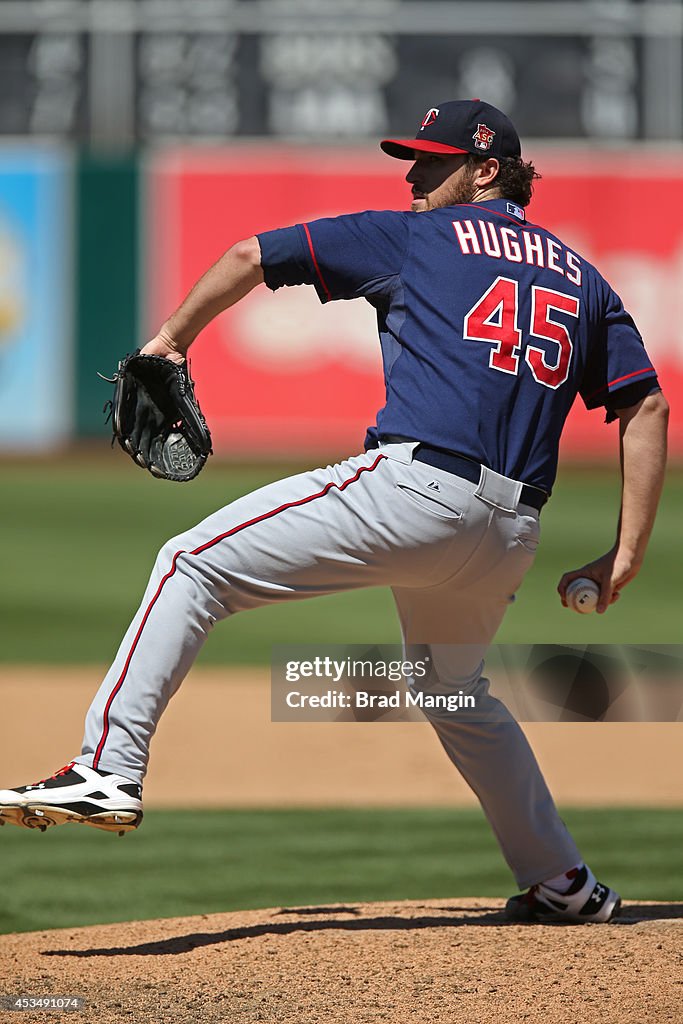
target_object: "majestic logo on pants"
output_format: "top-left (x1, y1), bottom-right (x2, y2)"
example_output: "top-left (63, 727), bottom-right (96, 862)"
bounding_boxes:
top-left (472, 123), bottom-right (496, 150)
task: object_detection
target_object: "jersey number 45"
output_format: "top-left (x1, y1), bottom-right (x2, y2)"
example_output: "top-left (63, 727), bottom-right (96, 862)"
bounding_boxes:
top-left (464, 275), bottom-right (580, 390)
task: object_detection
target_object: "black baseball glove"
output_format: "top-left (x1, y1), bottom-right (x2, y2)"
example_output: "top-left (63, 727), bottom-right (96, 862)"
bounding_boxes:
top-left (103, 350), bottom-right (212, 481)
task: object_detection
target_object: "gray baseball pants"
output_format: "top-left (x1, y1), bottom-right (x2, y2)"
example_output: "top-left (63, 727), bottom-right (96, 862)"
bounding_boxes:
top-left (76, 441), bottom-right (581, 887)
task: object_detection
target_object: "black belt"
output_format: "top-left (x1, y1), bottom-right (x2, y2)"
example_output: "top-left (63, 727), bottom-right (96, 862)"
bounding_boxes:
top-left (379, 436), bottom-right (548, 512)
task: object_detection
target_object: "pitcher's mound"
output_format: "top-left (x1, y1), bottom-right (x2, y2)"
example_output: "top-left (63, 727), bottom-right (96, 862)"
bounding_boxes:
top-left (1, 899), bottom-right (681, 1023)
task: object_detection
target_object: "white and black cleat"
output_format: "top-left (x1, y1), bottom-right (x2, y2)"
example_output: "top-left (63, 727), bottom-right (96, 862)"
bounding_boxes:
top-left (0, 762), bottom-right (143, 836)
top-left (505, 865), bottom-right (621, 924)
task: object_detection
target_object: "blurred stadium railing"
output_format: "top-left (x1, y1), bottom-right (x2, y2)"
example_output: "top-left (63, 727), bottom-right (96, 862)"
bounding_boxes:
top-left (1, 0), bottom-right (681, 455)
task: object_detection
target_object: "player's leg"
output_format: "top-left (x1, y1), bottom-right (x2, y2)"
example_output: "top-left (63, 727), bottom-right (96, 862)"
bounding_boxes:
top-left (73, 447), bottom-right (476, 786)
top-left (0, 453), bottom-right (396, 830)
top-left (391, 491), bottom-right (583, 890)
top-left (5, 449), bottom-right (451, 831)
top-left (391, 479), bottom-right (620, 921)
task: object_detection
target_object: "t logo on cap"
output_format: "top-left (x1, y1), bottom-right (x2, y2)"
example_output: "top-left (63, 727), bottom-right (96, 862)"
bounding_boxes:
top-left (472, 124), bottom-right (496, 151)
top-left (420, 108), bottom-right (440, 130)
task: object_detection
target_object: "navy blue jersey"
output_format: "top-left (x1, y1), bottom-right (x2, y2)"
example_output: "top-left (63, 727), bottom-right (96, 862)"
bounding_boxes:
top-left (257, 199), bottom-right (658, 494)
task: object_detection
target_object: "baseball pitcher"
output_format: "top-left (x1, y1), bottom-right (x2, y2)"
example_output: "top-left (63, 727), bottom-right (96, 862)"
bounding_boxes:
top-left (0, 100), bottom-right (668, 923)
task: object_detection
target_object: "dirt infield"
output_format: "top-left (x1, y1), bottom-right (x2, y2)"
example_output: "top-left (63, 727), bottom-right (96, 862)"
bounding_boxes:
top-left (1, 900), bottom-right (681, 1023)
top-left (0, 667), bottom-right (681, 807)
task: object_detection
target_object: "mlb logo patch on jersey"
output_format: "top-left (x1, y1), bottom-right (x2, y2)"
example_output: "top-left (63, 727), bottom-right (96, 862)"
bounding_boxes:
top-left (420, 107), bottom-right (440, 130)
top-left (506, 202), bottom-right (525, 221)
top-left (472, 123), bottom-right (496, 150)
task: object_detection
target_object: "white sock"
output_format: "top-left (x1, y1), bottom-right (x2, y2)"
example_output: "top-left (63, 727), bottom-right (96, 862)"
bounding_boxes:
top-left (541, 863), bottom-right (584, 893)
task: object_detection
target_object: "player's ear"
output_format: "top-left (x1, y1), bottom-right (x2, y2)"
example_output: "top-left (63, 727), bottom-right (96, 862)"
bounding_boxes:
top-left (474, 157), bottom-right (500, 188)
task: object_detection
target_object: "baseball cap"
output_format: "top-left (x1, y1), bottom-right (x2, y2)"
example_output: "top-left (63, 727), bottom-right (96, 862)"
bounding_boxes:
top-left (380, 99), bottom-right (521, 161)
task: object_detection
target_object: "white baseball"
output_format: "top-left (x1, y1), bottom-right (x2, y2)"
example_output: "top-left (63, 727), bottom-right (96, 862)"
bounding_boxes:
top-left (565, 577), bottom-right (600, 614)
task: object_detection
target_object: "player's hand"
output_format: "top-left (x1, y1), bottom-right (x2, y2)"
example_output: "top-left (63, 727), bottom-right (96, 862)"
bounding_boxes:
top-left (140, 330), bottom-right (186, 365)
top-left (558, 547), bottom-right (641, 614)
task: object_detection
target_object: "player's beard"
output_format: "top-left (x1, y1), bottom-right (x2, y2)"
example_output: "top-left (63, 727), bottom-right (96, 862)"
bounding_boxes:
top-left (420, 164), bottom-right (478, 211)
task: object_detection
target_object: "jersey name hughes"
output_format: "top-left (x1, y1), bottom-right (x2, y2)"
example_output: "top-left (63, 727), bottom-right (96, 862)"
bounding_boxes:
top-left (453, 219), bottom-right (583, 286)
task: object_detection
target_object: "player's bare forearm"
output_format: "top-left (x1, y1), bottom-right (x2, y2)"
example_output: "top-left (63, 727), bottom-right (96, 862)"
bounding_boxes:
top-left (142, 237), bottom-right (264, 362)
top-left (558, 390), bottom-right (668, 612)
top-left (615, 389), bottom-right (668, 567)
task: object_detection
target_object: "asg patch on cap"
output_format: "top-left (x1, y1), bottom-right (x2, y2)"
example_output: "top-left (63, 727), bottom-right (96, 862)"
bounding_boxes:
top-left (472, 123), bottom-right (496, 151)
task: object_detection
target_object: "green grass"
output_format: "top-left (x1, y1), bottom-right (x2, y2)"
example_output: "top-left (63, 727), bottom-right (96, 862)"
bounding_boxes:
top-left (0, 459), bottom-right (681, 664)
top-left (0, 807), bottom-right (680, 935)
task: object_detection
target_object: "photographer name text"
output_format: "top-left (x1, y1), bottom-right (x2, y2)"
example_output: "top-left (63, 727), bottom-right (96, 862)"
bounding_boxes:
top-left (284, 689), bottom-right (476, 712)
